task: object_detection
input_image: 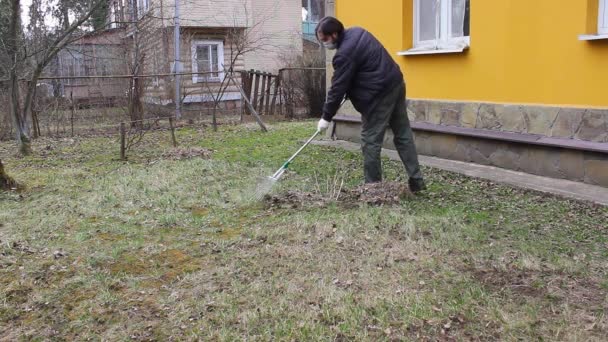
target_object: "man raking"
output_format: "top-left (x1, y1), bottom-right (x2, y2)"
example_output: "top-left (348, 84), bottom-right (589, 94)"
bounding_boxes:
top-left (316, 17), bottom-right (426, 193)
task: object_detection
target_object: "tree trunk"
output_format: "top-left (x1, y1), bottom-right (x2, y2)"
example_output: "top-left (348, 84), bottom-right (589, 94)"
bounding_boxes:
top-left (22, 65), bottom-right (43, 131)
top-left (211, 74), bottom-right (233, 132)
top-left (6, 0), bottom-right (105, 155)
top-left (129, 76), bottom-right (144, 128)
top-left (128, 32), bottom-right (144, 128)
top-left (60, 0), bottom-right (70, 30)
top-left (0, 160), bottom-right (18, 191)
top-left (9, 73), bottom-right (32, 155)
top-left (7, 0), bottom-right (32, 156)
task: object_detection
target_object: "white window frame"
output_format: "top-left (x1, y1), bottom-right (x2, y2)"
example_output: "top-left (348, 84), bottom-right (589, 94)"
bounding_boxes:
top-left (600, 0), bottom-right (608, 34)
top-left (109, 6), bottom-right (115, 28)
top-left (109, 2), bottom-right (117, 28)
top-left (191, 40), bottom-right (225, 83)
top-left (413, 0), bottom-right (470, 49)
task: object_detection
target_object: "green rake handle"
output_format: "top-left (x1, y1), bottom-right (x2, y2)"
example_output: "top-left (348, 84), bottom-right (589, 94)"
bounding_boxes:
top-left (271, 130), bottom-right (321, 180)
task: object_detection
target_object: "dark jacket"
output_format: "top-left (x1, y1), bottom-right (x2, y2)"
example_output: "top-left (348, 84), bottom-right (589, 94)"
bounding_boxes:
top-left (322, 27), bottom-right (404, 122)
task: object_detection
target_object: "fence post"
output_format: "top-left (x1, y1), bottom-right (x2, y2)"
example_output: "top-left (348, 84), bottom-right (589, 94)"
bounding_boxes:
top-left (252, 71), bottom-right (261, 111)
top-left (70, 92), bottom-right (76, 137)
top-left (169, 117), bottom-right (178, 147)
top-left (120, 122), bottom-right (126, 161)
top-left (259, 72), bottom-right (267, 114)
top-left (264, 74), bottom-right (272, 115)
top-left (270, 71), bottom-right (281, 115)
top-left (240, 71), bottom-right (248, 119)
top-left (31, 110), bottom-right (40, 139)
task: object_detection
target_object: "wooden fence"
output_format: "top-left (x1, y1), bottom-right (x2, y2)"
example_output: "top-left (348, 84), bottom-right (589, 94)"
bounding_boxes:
top-left (240, 70), bottom-right (281, 116)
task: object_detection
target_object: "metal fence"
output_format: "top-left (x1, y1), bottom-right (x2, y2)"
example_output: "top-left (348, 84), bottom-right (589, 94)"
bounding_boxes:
top-left (0, 68), bottom-right (326, 142)
top-left (0, 74), bottom-right (240, 141)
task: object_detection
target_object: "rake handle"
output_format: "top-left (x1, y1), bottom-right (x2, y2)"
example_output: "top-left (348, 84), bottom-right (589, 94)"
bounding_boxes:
top-left (271, 130), bottom-right (321, 179)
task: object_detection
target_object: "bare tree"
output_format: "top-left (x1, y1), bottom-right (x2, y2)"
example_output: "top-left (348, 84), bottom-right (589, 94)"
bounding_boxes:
top-left (200, 3), bottom-right (282, 131)
top-left (279, 51), bottom-right (326, 118)
top-left (126, 32), bottom-right (145, 128)
top-left (2, 0), bottom-right (105, 155)
top-left (5, 0), bottom-right (29, 154)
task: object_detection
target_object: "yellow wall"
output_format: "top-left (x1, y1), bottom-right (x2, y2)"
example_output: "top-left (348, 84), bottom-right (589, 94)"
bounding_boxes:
top-left (335, 0), bottom-right (608, 108)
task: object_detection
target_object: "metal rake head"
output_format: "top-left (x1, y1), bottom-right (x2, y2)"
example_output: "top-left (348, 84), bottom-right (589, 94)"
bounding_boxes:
top-left (253, 176), bottom-right (278, 200)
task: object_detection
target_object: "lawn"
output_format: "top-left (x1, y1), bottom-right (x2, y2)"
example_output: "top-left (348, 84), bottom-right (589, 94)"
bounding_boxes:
top-left (1, 121), bottom-right (607, 341)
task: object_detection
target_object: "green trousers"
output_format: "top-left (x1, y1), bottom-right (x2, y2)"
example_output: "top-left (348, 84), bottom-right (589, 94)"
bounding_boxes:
top-left (360, 82), bottom-right (423, 183)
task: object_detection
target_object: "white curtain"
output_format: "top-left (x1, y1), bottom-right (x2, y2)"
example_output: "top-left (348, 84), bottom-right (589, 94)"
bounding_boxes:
top-left (451, 0), bottom-right (466, 38)
top-left (419, 0), bottom-right (440, 42)
top-left (412, 0), bottom-right (467, 51)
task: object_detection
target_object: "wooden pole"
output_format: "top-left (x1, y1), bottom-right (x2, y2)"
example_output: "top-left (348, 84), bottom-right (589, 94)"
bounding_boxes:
top-left (169, 117), bottom-right (178, 147)
top-left (70, 92), bottom-right (76, 137)
top-left (264, 74), bottom-right (272, 115)
top-left (258, 72), bottom-right (267, 114)
top-left (278, 85), bottom-right (283, 116)
top-left (270, 72), bottom-right (281, 115)
top-left (31, 110), bottom-right (40, 139)
top-left (120, 122), bottom-right (126, 160)
top-left (240, 71), bottom-right (249, 117)
top-left (252, 71), bottom-right (261, 112)
top-left (246, 71), bottom-right (253, 101)
top-left (226, 74), bottom-right (267, 132)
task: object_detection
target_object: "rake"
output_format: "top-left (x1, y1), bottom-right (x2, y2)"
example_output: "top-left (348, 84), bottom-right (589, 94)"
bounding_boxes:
top-left (254, 129), bottom-right (322, 199)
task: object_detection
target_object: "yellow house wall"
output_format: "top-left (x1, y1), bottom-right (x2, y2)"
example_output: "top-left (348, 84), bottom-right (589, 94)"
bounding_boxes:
top-left (335, 0), bottom-right (608, 108)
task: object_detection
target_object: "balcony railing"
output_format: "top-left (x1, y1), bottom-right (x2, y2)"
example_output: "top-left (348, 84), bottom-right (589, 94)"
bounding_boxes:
top-left (302, 21), bottom-right (318, 41)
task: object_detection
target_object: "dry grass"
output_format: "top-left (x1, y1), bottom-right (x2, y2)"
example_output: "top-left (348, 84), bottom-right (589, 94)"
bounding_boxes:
top-left (1, 122), bottom-right (607, 340)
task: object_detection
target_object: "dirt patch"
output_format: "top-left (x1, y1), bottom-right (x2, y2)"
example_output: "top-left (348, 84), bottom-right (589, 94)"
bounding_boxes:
top-left (153, 249), bottom-right (201, 282)
top-left (342, 181), bottom-right (413, 205)
top-left (162, 147), bottom-right (212, 160)
top-left (466, 264), bottom-right (606, 311)
top-left (264, 190), bottom-right (327, 209)
top-left (107, 252), bottom-right (149, 276)
top-left (4, 285), bottom-right (33, 305)
top-left (105, 249), bottom-right (201, 283)
top-left (96, 232), bottom-right (122, 242)
top-left (264, 181), bottom-right (413, 209)
top-left (206, 227), bottom-right (242, 240)
top-left (464, 263), bottom-right (608, 337)
top-left (190, 206), bottom-right (210, 218)
top-left (31, 262), bottom-right (76, 286)
top-left (401, 314), bottom-right (477, 342)
top-left (469, 267), bottom-right (546, 298)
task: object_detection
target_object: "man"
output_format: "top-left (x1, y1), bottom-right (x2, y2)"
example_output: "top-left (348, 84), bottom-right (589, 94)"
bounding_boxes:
top-left (316, 17), bottom-right (426, 193)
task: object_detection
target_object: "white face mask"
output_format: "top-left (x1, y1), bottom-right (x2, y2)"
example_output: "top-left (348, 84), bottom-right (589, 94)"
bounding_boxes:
top-left (323, 41), bottom-right (337, 50)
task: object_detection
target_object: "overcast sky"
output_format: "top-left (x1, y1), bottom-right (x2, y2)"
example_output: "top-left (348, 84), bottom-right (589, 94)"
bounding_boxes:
top-left (21, 0), bottom-right (62, 29)
top-left (21, 0), bottom-right (32, 27)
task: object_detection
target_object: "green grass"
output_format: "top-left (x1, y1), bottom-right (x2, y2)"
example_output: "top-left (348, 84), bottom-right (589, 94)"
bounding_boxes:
top-left (1, 121), bottom-right (607, 341)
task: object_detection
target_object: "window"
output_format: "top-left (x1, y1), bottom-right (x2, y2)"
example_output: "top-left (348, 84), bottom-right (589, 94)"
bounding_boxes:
top-left (191, 40), bottom-right (224, 83)
top-left (110, 1), bottom-right (125, 28)
top-left (414, 0), bottom-right (470, 50)
top-left (137, 0), bottom-right (149, 19)
top-left (60, 50), bottom-right (85, 86)
top-left (600, 0), bottom-right (608, 34)
top-left (152, 48), bottom-right (160, 87)
top-left (301, 0), bottom-right (325, 22)
top-left (110, 2), bottom-right (117, 28)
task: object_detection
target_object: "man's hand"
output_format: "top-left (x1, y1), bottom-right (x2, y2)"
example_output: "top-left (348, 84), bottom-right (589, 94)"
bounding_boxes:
top-left (317, 119), bottom-right (331, 131)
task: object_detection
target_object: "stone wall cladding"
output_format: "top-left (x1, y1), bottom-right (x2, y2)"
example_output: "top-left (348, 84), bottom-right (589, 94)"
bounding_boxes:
top-left (408, 100), bottom-right (608, 143)
top-left (334, 120), bottom-right (608, 187)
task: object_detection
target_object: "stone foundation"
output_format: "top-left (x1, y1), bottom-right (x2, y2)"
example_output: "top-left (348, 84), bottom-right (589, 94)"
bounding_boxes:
top-left (333, 100), bottom-right (608, 187)
top-left (408, 100), bottom-right (608, 143)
